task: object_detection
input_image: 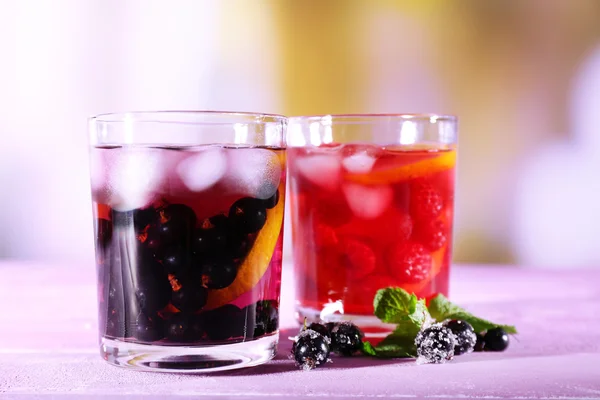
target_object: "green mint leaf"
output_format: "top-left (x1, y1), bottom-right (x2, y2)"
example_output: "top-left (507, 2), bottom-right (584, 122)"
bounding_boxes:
top-left (373, 287), bottom-right (418, 324)
top-left (363, 300), bottom-right (430, 359)
top-left (361, 324), bottom-right (420, 358)
top-left (361, 341), bottom-right (377, 356)
top-left (407, 299), bottom-right (430, 328)
top-left (428, 294), bottom-right (518, 334)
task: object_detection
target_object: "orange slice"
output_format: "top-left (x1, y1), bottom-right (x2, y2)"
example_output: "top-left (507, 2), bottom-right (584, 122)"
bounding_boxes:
top-left (205, 194), bottom-right (285, 309)
top-left (346, 150), bottom-right (456, 185)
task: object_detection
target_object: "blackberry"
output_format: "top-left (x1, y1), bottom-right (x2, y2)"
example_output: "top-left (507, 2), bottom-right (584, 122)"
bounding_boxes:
top-left (307, 323), bottom-right (331, 339)
top-left (292, 329), bottom-right (330, 370)
top-left (483, 328), bottom-right (509, 351)
top-left (330, 322), bottom-right (363, 356)
top-left (443, 319), bottom-right (477, 355)
top-left (474, 333), bottom-right (485, 352)
top-left (415, 323), bottom-right (456, 364)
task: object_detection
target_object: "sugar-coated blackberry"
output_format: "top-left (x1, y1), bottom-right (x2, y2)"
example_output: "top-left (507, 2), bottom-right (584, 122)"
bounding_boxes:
top-left (443, 319), bottom-right (477, 355)
top-left (292, 329), bottom-right (330, 371)
top-left (415, 323), bottom-right (456, 364)
top-left (307, 323), bottom-right (331, 339)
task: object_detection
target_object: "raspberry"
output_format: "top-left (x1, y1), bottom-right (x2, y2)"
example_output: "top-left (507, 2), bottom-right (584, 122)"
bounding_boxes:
top-left (337, 209), bottom-right (412, 246)
top-left (410, 182), bottom-right (443, 220)
top-left (387, 241), bottom-right (432, 283)
top-left (414, 219), bottom-right (447, 251)
top-left (338, 237), bottom-right (376, 280)
top-left (312, 223), bottom-right (339, 248)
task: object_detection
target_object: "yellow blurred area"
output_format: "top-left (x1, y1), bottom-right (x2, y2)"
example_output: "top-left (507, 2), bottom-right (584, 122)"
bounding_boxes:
top-left (223, 0), bottom-right (600, 264)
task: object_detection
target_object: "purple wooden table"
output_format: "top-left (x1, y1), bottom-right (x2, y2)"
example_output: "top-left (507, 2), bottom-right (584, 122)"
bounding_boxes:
top-left (1, 261), bottom-right (599, 399)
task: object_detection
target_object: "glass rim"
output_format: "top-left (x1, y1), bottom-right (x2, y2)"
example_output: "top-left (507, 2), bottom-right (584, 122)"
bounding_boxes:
top-left (89, 110), bottom-right (288, 124)
top-left (288, 113), bottom-right (457, 123)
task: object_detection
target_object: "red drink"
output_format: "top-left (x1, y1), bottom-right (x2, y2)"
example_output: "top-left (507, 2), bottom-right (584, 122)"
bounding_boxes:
top-left (289, 144), bottom-right (456, 327)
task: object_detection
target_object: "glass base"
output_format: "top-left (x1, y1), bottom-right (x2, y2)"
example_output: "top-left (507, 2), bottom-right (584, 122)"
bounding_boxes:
top-left (296, 306), bottom-right (396, 338)
top-left (100, 333), bottom-right (278, 373)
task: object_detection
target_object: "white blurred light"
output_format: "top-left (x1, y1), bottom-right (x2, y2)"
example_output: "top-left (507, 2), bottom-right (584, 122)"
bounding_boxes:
top-left (287, 123), bottom-right (306, 146)
top-left (123, 113), bottom-right (134, 144)
top-left (399, 121), bottom-right (418, 144)
top-left (309, 121), bottom-right (322, 146)
top-left (234, 123), bottom-right (248, 144)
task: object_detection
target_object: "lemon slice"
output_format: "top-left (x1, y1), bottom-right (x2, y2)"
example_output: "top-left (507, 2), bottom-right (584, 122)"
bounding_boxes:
top-left (205, 195), bottom-right (285, 309)
top-left (346, 150), bottom-right (456, 185)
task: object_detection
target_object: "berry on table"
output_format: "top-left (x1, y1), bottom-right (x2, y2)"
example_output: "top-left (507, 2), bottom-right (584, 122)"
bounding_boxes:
top-left (483, 327), bottom-right (510, 351)
top-left (330, 321), bottom-right (364, 356)
top-left (307, 322), bottom-right (331, 339)
top-left (415, 323), bottom-right (456, 364)
top-left (292, 329), bottom-right (331, 370)
top-left (474, 333), bottom-right (485, 352)
top-left (443, 319), bottom-right (477, 355)
top-left (325, 322), bottom-right (337, 335)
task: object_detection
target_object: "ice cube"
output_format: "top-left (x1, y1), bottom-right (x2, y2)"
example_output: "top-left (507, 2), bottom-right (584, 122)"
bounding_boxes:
top-left (341, 144), bottom-right (381, 174)
top-left (105, 148), bottom-right (165, 211)
top-left (295, 154), bottom-right (341, 190)
top-left (341, 146), bottom-right (379, 174)
top-left (224, 148), bottom-right (282, 199)
top-left (343, 183), bottom-right (393, 219)
top-left (176, 147), bottom-right (227, 192)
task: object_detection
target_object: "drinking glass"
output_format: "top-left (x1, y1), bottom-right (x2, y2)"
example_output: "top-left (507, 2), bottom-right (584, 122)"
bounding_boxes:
top-left (89, 111), bottom-right (287, 372)
top-left (287, 114), bottom-right (457, 336)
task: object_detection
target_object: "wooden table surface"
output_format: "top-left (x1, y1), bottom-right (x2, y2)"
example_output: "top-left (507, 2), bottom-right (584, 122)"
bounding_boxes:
top-left (1, 261), bottom-right (599, 399)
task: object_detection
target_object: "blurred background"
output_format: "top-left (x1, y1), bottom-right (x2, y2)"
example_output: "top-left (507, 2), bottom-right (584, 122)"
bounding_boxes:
top-left (1, 0), bottom-right (600, 268)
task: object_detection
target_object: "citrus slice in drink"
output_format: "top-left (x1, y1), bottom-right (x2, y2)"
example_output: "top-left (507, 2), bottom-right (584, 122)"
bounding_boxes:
top-left (346, 150), bottom-right (456, 185)
top-left (205, 194), bottom-right (284, 309)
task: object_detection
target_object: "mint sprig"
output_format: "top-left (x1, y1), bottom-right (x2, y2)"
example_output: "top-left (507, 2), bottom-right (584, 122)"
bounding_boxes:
top-left (362, 288), bottom-right (431, 358)
top-left (428, 294), bottom-right (517, 334)
top-left (362, 288), bottom-right (517, 358)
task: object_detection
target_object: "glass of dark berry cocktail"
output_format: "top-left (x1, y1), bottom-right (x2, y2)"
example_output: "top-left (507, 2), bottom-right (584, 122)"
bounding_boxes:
top-left (287, 114), bottom-right (457, 337)
top-left (89, 111), bottom-right (286, 372)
